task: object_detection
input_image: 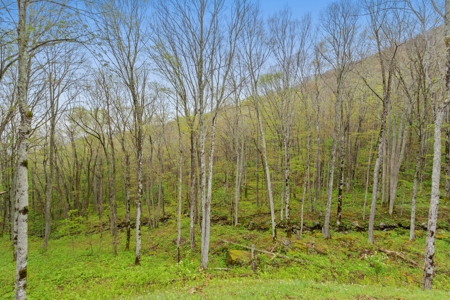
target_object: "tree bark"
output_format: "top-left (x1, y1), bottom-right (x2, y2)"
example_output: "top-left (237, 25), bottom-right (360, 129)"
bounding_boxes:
top-left (422, 109), bottom-right (445, 289)
top-left (120, 135), bottom-right (131, 250)
top-left (201, 114), bottom-right (219, 269)
top-left (255, 100), bottom-right (276, 241)
top-left (445, 108), bottom-right (450, 199)
top-left (15, 0), bottom-right (29, 298)
top-left (336, 127), bottom-right (345, 226)
top-left (323, 97), bottom-right (339, 239)
top-left (423, 0), bottom-right (450, 288)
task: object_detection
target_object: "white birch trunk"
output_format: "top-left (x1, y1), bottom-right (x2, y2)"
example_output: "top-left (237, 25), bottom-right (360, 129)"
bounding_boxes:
top-left (234, 134), bottom-right (244, 226)
top-left (15, 0), bottom-right (29, 298)
top-left (124, 150), bottom-right (131, 250)
top-left (284, 135), bottom-right (291, 233)
top-left (368, 117), bottom-right (387, 244)
top-left (135, 147), bottom-right (142, 265)
top-left (199, 114), bottom-right (207, 268)
top-left (256, 101), bottom-right (276, 240)
top-left (283, 134), bottom-right (291, 224)
top-left (363, 131), bottom-right (375, 221)
top-left (422, 0), bottom-right (450, 289)
top-left (189, 132), bottom-right (196, 249)
top-left (203, 116), bottom-right (218, 268)
top-left (422, 109), bottom-right (444, 289)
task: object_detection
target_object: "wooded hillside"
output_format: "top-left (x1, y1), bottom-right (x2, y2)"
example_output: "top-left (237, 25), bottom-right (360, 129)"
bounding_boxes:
top-left (1, 0), bottom-right (450, 298)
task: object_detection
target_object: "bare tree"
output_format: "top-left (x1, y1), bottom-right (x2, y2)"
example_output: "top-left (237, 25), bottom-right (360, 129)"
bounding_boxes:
top-left (318, 0), bottom-right (360, 238)
top-left (39, 42), bottom-right (85, 249)
top-left (266, 8), bottom-right (312, 236)
top-left (360, 0), bottom-right (407, 244)
top-left (91, 0), bottom-right (151, 265)
top-left (152, 0), bottom-right (251, 268)
top-left (238, 4), bottom-right (275, 240)
top-left (71, 71), bottom-right (120, 255)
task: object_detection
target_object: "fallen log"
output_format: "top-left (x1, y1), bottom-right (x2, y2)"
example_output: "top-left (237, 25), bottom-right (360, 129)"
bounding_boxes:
top-left (378, 247), bottom-right (418, 267)
top-left (221, 239), bottom-right (305, 263)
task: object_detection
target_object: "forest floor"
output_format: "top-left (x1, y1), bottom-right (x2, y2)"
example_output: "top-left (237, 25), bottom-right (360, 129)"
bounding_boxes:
top-left (1, 209), bottom-right (450, 299)
top-left (2, 187), bottom-right (450, 299)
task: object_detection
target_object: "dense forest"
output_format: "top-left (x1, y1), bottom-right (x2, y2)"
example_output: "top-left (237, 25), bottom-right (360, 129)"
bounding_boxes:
top-left (2, 0), bottom-right (450, 298)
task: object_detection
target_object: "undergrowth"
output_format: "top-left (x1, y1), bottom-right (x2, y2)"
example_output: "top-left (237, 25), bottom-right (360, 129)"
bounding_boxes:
top-left (1, 185), bottom-right (450, 299)
top-left (1, 215), bottom-right (450, 299)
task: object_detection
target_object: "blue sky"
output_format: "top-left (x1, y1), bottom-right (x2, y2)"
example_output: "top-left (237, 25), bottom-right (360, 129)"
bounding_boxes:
top-left (259, 0), bottom-right (335, 23)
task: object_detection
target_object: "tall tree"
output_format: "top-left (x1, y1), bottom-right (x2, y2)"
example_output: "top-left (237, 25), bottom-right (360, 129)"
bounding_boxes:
top-left (14, 0), bottom-right (29, 296)
top-left (422, 0), bottom-right (450, 290)
top-left (239, 4), bottom-right (275, 240)
top-left (152, 0), bottom-right (251, 268)
top-left (71, 71), bottom-right (119, 255)
top-left (319, 0), bottom-right (360, 238)
top-left (267, 9), bottom-right (312, 235)
top-left (361, 0), bottom-right (406, 244)
top-left (91, 0), bottom-right (151, 265)
top-left (40, 42), bottom-right (84, 249)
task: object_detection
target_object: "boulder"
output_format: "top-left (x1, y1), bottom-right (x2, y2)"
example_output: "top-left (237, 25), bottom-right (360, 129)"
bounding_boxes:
top-left (226, 249), bottom-right (251, 266)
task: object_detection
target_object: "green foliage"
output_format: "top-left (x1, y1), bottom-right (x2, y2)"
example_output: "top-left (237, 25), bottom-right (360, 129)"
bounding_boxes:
top-left (57, 210), bottom-right (86, 238)
top-left (28, 210), bottom-right (45, 237)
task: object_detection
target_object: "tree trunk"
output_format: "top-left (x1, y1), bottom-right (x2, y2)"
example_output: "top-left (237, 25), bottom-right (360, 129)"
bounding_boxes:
top-left (306, 130), bottom-right (312, 214)
top-left (381, 126), bottom-right (388, 207)
top-left (368, 106), bottom-right (388, 244)
top-left (43, 76), bottom-right (57, 249)
top-left (15, 0), bottom-right (29, 297)
top-left (363, 130), bottom-right (375, 221)
top-left (336, 127), bottom-right (346, 226)
top-left (234, 134), bottom-right (244, 226)
top-left (323, 97), bottom-right (340, 239)
top-left (255, 99), bottom-right (276, 241)
top-left (389, 117), bottom-right (408, 215)
top-left (410, 152), bottom-right (421, 241)
top-left (176, 120), bottom-right (183, 263)
top-left (445, 108), bottom-right (450, 199)
top-left (422, 108), bottom-right (445, 289)
top-left (189, 130), bottom-right (196, 249)
top-left (124, 151), bottom-right (131, 250)
top-left (157, 146), bottom-right (164, 221)
top-left (11, 166), bottom-right (17, 259)
top-left (134, 106), bottom-right (144, 265)
top-left (105, 97), bottom-right (118, 256)
top-left (423, 0), bottom-right (450, 287)
top-left (283, 135), bottom-right (291, 237)
top-left (255, 129), bottom-right (260, 207)
top-left (201, 114), bottom-right (219, 270)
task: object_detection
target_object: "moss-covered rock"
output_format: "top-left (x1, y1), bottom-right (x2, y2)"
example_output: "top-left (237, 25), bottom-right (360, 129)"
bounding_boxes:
top-left (291, 241), bottom-right (309, 252)
top-left (226, 249), bottom-right (251, 266)
top-left (314, 244), bottom-right (328, 255)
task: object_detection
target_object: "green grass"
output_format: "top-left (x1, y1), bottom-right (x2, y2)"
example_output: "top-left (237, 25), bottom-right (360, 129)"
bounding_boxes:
top-left (147, 279), bottom-right (450, 299)
top-left (1, 215), bottom-right (450, 299)
top-left (1, 183), bottom-right (450, 299)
